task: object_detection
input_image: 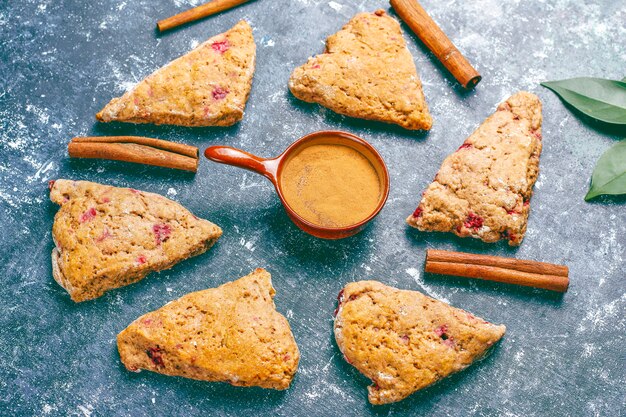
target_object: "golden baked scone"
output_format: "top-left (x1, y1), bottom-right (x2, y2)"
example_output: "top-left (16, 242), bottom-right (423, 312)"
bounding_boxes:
top-left (117, 268), bottom-right (299, 390)
top-left (334, 281), bottom-right (505, 405)
top-left (96, 20), bottom-right (256, 127)
top-left (50, 179), bottom-right (222, 302)
top-left (407, 92), bottom-right (543, 246)
top-left (289, 10), bottom-right (432, 130)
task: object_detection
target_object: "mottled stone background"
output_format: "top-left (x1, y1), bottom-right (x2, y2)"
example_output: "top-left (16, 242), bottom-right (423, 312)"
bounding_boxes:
top-left (1, 0), bottom-right (624, 416)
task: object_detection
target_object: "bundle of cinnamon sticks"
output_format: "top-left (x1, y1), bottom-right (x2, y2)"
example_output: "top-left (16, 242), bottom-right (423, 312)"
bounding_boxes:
top-left (425, 250), bottom-right (569, 292)
top-left (68, 136), bottom-right (199, 172)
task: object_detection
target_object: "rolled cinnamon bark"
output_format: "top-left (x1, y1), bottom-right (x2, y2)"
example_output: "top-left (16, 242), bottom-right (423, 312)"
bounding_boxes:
top-left (425, 249), bottom-right (569, 292)
top-left (157, 0), bottom-right (254, 32)
top-left (68, 136), bottom-right (199, 172)
top-left (390, 0), bottom-right (482, 89)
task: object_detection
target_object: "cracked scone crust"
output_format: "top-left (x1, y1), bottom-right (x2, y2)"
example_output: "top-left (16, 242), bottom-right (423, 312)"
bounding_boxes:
top-left (289, 10), bottom-right (432, 130)
top-left (117, 268), bottom-right (300, 390)
top-left (96, 20), bottom-right (255, 127)
top-left (50, 179), bottom-right (222, 302)
top-left (407, 92), bottom-right (543, 246)
top-left (334, 281), bottom-right (506, 405)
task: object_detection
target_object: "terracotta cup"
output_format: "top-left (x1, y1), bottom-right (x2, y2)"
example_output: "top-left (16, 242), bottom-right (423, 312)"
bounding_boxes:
top-left (204, 130), bottom-right (390, 239)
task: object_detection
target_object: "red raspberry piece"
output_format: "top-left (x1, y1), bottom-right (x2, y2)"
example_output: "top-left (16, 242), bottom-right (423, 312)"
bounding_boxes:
top-left (79, 207), bottom-right (97, 223)
top-left (457, 143), bottom-right (472, 150)
top-left (334, 289), bottom-right (346, 317)
top-left (136, 255), bottom-right (147, 265)
top-left (463, 212), bottom-right (483, 230)
top-left (435, 325), bottom-right (455, 347)
top-left (95, 228), bottom-right (111, 242)
top-left (146, 346), bottom-right (165, 367)
top-left (211, 40), bottom-right (229, 53)
top-left (153, 224), bottom-right (171, 245)
top-left (48, 180), bottom-right (56, 190)
top-left (212, 86), bottom-right (229, 100)
top-left (412, 207), bottom-right (423, 218)
top-left (434, 324), bottom-right (448, 337)
top-left (502, 230), bottom-right (517, 241)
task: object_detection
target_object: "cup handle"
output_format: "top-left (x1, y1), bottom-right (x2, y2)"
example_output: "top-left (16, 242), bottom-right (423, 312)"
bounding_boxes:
top-left (204, 146), bottom-right (279, 181)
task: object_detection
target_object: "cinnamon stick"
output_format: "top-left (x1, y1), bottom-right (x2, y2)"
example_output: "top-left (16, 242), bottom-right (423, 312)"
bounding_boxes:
top-left (68, 136), bottom-right (199, 172)
top-left (157, 0), bottom-right (254, 32)
top-left (425, 250), bottom-right (569, 292)
top-left (390, 0), bottom-right (482, 89)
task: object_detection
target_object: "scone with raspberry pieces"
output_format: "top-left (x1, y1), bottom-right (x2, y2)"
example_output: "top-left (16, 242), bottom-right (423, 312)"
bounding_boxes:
top-left (407, 92), bottom-right (543, 245)
top-left (117, 268), bottom-right (300, 390)
top-left (96, 20), bottom-right (255, 126)
top-left (334, 281), bottom-right (505, 405)
top-left (50, 179), bottom-right (222, 302)
top-left (289, 10), bottom-right (432, 130)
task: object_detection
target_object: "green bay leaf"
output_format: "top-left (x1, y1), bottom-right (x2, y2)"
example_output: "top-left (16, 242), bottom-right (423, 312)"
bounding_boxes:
top-left (541, 77), bottom-right (626, 124)
top-left (585, 139), bottom-right (626, 201)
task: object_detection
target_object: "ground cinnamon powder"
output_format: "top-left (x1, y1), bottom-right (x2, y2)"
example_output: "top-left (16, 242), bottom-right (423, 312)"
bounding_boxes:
top-left (280, 143), bottom-right (382, 228)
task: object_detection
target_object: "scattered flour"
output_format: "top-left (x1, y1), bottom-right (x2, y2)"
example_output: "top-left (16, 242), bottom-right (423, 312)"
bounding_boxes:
top-left (238, 173), bottom-right (265, 190)
top-left (405, 267), bottom-right (450, 303)
top-left (581, 343), bottom-right (597, 359)
top-left (25, 104), bottom-right (50, 124)
top-left (328, 1), bottom-right (343, 12)
top-left (173, 0), bottom-right (202, 7)
top-left (577, 293), bottom-right (626, 333)
top-left (77, 404), bottom-right (93, 417)
top-left (239, 237), bottom-right (256, 252)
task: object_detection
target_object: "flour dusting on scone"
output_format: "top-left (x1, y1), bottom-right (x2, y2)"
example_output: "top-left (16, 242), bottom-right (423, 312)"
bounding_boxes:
top-left (50, 179), bottom-right (222, 302)
top-left (334, 281), bottom-right (505, 405)
top-left (117, 269), bottom-right (300, 390)
top-left (407, 92), bottom-right (543, 245)
top-left (96, 20), bottom-right (256, 127)
top-left (289, 10), bottom-right (432, 130)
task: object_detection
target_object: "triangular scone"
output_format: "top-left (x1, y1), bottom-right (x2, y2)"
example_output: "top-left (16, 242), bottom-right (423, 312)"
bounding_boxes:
top-left (50, 179), bottom-right (222, 302)
top-left (289, 10), bottom-right (432, 130)
top-left (334, 281), bottom-right (505, 405)
top-left (96, 20), bottom-right (255, 127)
top-left (407, 92), bottom-right (543, 246)
top-left (117, 269), bottom-right (300, 390)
